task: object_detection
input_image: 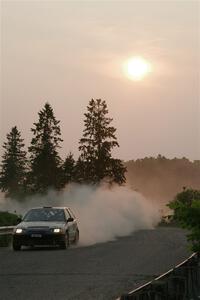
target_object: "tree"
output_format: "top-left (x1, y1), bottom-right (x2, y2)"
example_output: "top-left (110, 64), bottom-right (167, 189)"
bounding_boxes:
top-left (28, 103), bottom-right (64, 193)
top-left (168, 188), bottom-right (200, 252)
top-left (78, 99), bottom-right (126, 185)
top-left (0, 126), bottom-right (27, 198)
top-left (63, 152), bottom-right (75, 184)
top-left (73, 157), bottom-right (87, 184)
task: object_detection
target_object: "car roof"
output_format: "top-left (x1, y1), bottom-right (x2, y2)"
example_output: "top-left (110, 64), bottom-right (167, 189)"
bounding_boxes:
top-left (30, 207), bottom-right (70, 210)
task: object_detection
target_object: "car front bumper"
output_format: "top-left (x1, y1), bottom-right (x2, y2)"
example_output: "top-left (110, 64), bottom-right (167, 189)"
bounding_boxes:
top-left (13, 233), bottom-right (66, 246)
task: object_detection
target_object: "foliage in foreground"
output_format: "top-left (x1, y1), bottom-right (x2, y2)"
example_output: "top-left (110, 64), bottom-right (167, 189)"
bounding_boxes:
top-left (168, 188), bottom-right (200, 252)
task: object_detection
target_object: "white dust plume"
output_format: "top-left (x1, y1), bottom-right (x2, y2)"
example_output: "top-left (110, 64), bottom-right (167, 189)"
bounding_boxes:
top-left (0, 185), bottom-right (160, 246)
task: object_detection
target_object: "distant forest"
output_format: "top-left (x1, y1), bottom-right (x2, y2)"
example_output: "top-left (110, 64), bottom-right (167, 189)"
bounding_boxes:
top-left (125, 155), bottom-right (200, 204)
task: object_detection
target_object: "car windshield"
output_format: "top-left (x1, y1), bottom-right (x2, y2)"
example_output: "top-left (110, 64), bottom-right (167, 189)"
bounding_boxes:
top-left (23, 208), bottom-right (65, 222)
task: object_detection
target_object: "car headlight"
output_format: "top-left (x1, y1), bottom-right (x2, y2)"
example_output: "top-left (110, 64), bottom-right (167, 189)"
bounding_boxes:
top-left (15, 228), bottom-right (23, 234)
top-left (53, 228), bottom-right (62, 233)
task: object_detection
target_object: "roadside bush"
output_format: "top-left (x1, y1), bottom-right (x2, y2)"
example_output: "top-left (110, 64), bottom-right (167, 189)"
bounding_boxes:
top-left (0, 211), bottom-right (20, 226)
top-left (0, 211), bottom-right (20, 247)
top-left (168, 188), bottom-right (200, 252)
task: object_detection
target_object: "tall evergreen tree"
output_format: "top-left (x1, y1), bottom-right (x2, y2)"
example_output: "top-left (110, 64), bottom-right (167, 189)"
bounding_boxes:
top-left (78, 99), bottom-right (126, 185)
top-left (0, 126), bottom-right (27, 198)
top-left (28, 102), bottom-right (64, 193)
top-left (74, 157), bottom-right (87, 184)
top-left (63, 152), bottom-right (75, 184)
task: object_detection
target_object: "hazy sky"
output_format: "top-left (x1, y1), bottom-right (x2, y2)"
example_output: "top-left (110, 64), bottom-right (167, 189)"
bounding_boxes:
top-left (1, 0), bottom-right (200, 161)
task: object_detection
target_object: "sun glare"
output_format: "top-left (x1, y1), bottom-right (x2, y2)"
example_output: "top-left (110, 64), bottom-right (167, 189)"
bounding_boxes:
top-left (124, 57), bottom-right (151, 81)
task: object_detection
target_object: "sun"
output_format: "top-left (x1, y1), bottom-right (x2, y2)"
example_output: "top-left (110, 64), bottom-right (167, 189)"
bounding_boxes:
top-left (124, 57), bottom-right (151, 81)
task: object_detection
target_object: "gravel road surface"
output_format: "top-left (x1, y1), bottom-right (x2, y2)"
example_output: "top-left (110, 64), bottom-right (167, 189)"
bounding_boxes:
top-left (0, 227), bottom-right (190, 300)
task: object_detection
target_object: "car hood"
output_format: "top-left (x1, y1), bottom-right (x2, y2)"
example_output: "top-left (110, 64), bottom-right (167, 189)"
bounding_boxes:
top-left (16, 221), bottom-right (66, 229)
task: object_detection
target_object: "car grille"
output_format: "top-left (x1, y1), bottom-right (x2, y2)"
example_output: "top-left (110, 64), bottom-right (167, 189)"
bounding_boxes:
top-left (26, 227), bottom-right (50, 234)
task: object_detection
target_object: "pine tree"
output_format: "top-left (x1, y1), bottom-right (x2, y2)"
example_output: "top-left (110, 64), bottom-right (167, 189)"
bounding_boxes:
top-left (63, 152), bottom-right (75, 184)
top-left (28, 102), bottom-right (64, 193)
top-left (0, 126), bottom-right (27, 198)
top-left (78, 99), bottom-right (126, 185)
top-left (73, 157), bottom-right (87, 184)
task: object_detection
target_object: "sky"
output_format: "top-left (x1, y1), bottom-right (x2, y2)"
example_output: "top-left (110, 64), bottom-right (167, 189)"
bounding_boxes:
top-left (1, 0), bottom-right (200, 161)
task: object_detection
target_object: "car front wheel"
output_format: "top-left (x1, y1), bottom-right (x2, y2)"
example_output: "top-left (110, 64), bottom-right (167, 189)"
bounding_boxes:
top-left (73, 230), bottom-right (79, 245)
top-left (60, 232), bottom-right (69, 249)
top-left (13, 241), bottom-right (21, 251)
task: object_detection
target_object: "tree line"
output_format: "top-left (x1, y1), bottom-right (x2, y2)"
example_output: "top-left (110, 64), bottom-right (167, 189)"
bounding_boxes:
top-left (0, 99), bottom-right (126, 198)
top-left (126, 155), bottom-right (200, 204)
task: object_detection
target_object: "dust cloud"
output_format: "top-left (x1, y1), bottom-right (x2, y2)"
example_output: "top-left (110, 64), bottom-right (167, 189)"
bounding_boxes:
top-left (0, 185), bottom-right (160, 246)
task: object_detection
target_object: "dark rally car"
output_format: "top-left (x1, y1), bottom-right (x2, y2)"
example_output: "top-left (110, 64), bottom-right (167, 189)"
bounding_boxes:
top-left (12, 207), bottom-right (79, 250)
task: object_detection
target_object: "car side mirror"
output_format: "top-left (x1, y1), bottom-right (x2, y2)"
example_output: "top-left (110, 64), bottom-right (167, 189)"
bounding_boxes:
top-left (67, 217), bottom-right (74, 222)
